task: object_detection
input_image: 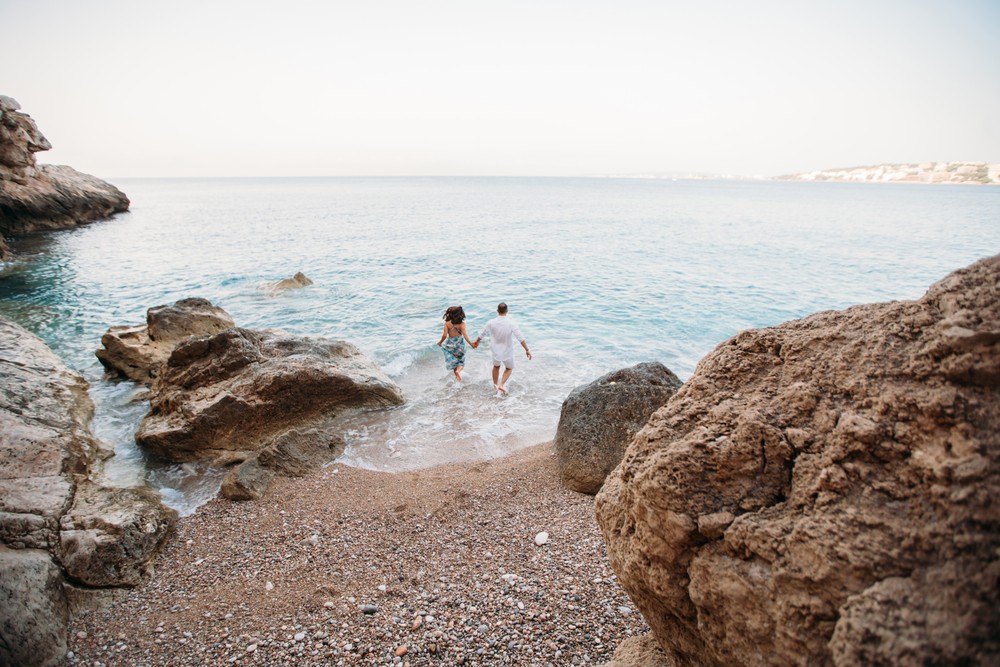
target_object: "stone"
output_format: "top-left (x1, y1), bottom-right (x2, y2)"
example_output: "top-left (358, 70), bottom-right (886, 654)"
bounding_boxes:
top-left (220, 459), bottom-right (274, 501)
top-left (96, 298), bottom-right (235, 383)
top-left (597, 634), bottom-right (672, 667)
top-left (265, 271), bottom-right (314, 294)
top-left (555, 362), bottom-right (682, 494)
top-left (59, 481), bottom-right (176, 587)
top-left (256, 427), bottom-right (346, 477)
top-left (135, 327), bottom-right (403, 464)
top-left (0, 96), bottom-right (128, 261)
top-left (595, 255), bottom-right (1000, 666)
top-left (0, 316), bottom-right (175, 655)
top-left (0, 546), bottom-right (69, 667)
top-left (0, 316), bottom-right (102, 550)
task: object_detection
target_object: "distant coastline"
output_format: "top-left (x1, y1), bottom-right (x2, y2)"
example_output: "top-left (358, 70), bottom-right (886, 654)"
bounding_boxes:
top-left (597, 161), bottom-right (1000, 185)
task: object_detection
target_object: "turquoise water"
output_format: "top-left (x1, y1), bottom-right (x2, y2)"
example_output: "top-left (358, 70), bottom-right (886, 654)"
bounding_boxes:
top-left (2, 177), bottom-right (998, 513)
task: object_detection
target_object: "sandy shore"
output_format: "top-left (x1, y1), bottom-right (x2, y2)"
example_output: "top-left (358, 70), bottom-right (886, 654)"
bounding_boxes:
top-left (66, 442), bottom-right (650, 666)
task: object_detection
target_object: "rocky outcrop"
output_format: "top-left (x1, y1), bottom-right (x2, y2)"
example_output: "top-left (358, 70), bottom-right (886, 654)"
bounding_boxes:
top-left (599, 634), bottom-right (673, 667)
top-left (96, 298), bottom-right (236, 383)
top-left (0, 316), bottom-right (176, 665)
top-left (264, 271), bottom-right (314, 294)
top-left (595, 255), bottom-right (1000, 666)
top-left (555, 362), bottom-right (681, 494)
top-left (0, 95), bottom-right (129, 260)
top-left (135, 327), bottom-right (403, 495)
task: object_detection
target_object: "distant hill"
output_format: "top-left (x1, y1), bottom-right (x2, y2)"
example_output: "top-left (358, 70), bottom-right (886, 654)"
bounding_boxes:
top-left (776, 161), bottom-right (1000, 185)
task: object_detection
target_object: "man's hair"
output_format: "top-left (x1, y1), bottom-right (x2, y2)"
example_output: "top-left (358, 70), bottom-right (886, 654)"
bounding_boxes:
top-left (497, 302), bottom-right (508, 314)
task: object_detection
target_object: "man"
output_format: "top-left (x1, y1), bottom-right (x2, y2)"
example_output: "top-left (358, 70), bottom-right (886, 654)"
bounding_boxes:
top-left (474, 302), bottom-right (532, 394)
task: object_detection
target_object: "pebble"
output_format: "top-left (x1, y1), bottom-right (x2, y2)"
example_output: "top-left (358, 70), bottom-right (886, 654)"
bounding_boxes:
top-left (294, 632), bottom-right (306, 641)
top-left (265, 581), bottom-right (274, 591)
top-left (361, 604), bottom-right (378, 615)
top-left (395, 645), bottom-right (408, 656)
top-left (534, 531), bottom-right (549, 545)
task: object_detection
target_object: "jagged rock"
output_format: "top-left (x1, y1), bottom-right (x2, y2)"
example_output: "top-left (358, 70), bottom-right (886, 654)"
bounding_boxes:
top-left (135, 327), bottom-right (404, 465)
top-left (0, 546), bottom-right (69, 667)
top-left (0, 315), bottom-right (175, 660)
top-left (555, 362), bottom-right (681, 494)
top-left (0, 96), bottom-right (128, 260)
top-left (59, 481), bottom-right (176, 587)
top-left (220, 459), bottom-right (274, 501)
top-left (265, 271), bottom-right (314, 294)
top-left (96, 298), bottom-right (235, 383)
top-left (595, 255), bottom-right (1000, 666)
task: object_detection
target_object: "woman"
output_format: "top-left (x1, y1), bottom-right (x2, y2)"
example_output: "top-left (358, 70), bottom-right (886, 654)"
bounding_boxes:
top-left (437, 305), bottom-right (478, 382)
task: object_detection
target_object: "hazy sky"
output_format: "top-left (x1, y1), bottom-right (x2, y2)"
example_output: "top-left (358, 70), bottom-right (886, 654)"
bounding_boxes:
top-left (3, 0), bottom-right (999, 178)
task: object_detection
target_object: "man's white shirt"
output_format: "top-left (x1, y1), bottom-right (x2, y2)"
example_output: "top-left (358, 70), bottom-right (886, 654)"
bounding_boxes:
top-left (479, 316), bottom-right (525, 362)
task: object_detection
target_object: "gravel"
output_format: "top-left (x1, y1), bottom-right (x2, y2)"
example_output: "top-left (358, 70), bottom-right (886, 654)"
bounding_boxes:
top-left (66, 442), bottom-right (649, 666)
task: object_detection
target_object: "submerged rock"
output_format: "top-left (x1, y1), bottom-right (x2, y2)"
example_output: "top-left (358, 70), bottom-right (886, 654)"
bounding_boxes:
top-left (96, 297), bottom-right (235, 383)
top-left (264, 271), bottom-right (314, 294)
top-left (135, 326), bottom-right (403, 475)
top-left (555, 362), bottom-right (682, 494)
top-left (595, 255), bottom-right (1000, 666)
top-left (0, 95), bottom-right (128, 260)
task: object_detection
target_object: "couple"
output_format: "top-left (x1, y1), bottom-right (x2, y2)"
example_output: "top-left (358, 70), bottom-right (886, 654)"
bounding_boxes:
top-left (437, 302), bottom-right (532, 393)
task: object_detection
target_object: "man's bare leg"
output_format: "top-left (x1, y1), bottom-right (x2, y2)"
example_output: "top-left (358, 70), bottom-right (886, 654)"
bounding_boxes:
top-left (492, 364), bottom-right (500, 388)
top-left (498, 367), bottom-right (513, 394)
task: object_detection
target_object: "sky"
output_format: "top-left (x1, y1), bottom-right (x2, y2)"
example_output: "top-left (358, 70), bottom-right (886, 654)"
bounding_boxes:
top-left (3, 0), bottom-right (999, 178)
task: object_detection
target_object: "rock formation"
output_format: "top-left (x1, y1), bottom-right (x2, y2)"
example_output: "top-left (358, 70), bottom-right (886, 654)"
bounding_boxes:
top-left (0, 95), bottom-right (129, 260)
top-left (0, 316), bottom-right (176, 666)
top-left (135, 326), bottom-right (403, 496)
top-left (595, 255), bottom-right (1000, 666)
top-left (264, 271), bottom-right (314, 294)
top-left (96, 297), bottom-right (236, 383)
top-left (555, 362), bottom-right (682, 494)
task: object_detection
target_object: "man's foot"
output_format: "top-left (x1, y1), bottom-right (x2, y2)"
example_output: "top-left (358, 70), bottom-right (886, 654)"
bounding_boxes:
top-left (497, 384), bottom-right (508, 395)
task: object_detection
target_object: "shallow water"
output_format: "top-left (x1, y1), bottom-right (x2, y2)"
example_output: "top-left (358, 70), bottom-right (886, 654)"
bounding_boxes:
top-left (2, 177), bottom-right (997, 514)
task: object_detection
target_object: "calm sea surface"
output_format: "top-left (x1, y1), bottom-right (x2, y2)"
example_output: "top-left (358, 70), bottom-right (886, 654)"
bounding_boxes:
top-left (2, 177), bottom-right (998, 514)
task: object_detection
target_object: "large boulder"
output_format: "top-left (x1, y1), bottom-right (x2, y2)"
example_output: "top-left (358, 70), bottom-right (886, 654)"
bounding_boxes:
top-left (0, 95), bottom-right (128, 260)
top-left (135, 327), bottom-right (404, 466)
top-left (0, 316), bottom-right (176, 660)
top-left (555, 362), bottom-right (682, 494)
top-left (595, 255), bottom-right (1000, 666)
top-left (96, 297), bottom-right (235, 383)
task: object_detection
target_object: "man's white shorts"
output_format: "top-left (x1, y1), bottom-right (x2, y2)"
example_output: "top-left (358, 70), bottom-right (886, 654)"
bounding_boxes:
top-left (492, 356), bottom-right (515, 370)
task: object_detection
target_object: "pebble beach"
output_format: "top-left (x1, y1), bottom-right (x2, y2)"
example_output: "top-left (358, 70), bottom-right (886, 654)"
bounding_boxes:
top-left (66, 442), bottom-right (650, 666)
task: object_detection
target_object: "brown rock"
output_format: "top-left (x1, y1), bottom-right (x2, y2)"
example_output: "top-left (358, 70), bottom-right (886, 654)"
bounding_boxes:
top-left (96, 298), bottom-right (235, 382)
top-left (0, 96), bottom-right (128, 261)
top-left (595, 255), bottom-right (1000, 666)
top-left (59, 481), bottom-right (176, 587)
top-left (598, 634), bottom-right (674, 667)
top-left (265, 271), bottom-right (314, 294)
top-left (555, 362), bottom-right (681, 494)
top-left (220, 459), bottom-right (274, 501)
top-left (135, 327), bottom-right (404, 464)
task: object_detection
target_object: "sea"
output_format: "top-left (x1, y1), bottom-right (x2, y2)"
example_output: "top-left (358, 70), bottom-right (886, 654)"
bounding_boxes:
top-left (1, 177), bottom-right (998, 515)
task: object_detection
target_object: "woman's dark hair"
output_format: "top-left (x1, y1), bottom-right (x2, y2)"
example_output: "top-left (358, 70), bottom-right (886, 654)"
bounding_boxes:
top-left (444, 306), bottom-right (465, 324)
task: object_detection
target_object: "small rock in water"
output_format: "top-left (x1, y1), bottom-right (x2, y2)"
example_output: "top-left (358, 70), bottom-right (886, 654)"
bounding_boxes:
top-left (534, 531), bottom-right (549, 546)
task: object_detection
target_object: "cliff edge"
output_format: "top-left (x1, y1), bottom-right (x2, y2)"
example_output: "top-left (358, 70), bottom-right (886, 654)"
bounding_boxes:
top-left (0, 95), bottom-right (129, 260)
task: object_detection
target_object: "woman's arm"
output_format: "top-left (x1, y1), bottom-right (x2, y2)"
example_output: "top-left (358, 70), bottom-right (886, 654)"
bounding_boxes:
top-left (437, 322), bottom-right (448, 346)
top-left (460, 322), bottom-right (477, 346)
